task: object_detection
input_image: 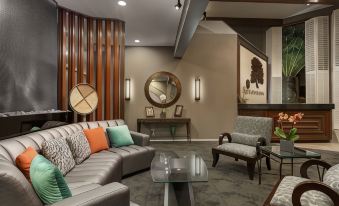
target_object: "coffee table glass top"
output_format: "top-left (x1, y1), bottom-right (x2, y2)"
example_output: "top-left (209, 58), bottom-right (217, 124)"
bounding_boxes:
top-left (151, 151), bottom-right (208, 183)
top-left (260, 146), bottom-right (321, 159)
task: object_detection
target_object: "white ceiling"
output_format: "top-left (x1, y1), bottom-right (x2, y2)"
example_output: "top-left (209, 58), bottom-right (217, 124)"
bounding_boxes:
top-left (55, 0), bottom-right (184, 46)
top-left (206, 2), bottom-right (331, 19)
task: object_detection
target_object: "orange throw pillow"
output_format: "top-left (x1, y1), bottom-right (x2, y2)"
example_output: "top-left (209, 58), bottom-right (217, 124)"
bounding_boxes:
top-left (15, 147), bottom-right (38, 180)
top-left (83, 127), bottom-right (109, 154)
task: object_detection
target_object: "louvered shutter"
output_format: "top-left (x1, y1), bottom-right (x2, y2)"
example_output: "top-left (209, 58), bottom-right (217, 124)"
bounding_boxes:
top-left (332, 10), bottom-right (339, 129)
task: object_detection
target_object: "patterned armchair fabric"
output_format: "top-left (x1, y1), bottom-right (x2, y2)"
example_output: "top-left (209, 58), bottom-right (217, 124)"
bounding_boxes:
top-left (234, 116), bottom-right (273, 144)
top-left (270, 176), bottom-right (333, 206)
top-left (231, 133), bottom-right (262, 147)
top-left (324, 164), bottom-right (339, 193)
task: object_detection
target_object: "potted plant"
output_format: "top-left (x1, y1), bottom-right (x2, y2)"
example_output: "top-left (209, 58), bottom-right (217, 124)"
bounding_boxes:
top-left (274, 112), bottom-right (304, 153)
top-left (282, 26), bottom-right (305, 103)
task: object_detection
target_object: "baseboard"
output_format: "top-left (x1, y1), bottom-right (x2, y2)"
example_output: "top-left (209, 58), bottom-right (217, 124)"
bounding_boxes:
top-left (150, 139), bottom-right (217, 142)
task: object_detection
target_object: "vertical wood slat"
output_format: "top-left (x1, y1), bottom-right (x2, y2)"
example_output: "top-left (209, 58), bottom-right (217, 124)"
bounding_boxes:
top-left (96, 20), bottom-right (103, 121)
top-left (119, 22), bottom-right (125, 119)
top-left (58, 9), bottom-right (68, 110)
top-left (58, 8), bottom-right (125, 121)
top-left (68, 13), bottom-right (76, 90)
top-left (78, 16), bottom-right (84, 83)
top-left (105, 20), bottom-right (112, 120)
top-left (113, 21), bottom-right (120, 119)
top-left (87, 18), bottom-right (95, 121)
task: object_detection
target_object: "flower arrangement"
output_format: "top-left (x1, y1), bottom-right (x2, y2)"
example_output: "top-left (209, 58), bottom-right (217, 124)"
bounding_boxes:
top-left (274, 112), bottom-right (304, 142)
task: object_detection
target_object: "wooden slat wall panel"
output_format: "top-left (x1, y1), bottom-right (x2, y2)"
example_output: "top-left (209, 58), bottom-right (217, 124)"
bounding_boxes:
top-left (105, 20), bottom-right (112, 120)
top-left (78, 16), bottom-right (84, 83)
top-left (58, 8), bottom-right (125, 122)
top-left (87, 19), bottom-right (94, 121)
top-left (69, 13), bottom-right (76, 89)
top-left (96, 20), bottom-right (103, 121)
top-left (113, 21), bottom-right (120, 119)
top-left (119, 22), bottom-right (125, 119)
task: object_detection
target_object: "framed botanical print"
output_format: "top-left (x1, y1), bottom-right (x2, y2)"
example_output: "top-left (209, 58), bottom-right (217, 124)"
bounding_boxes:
top-left (174, 105), bottom-right (183, 117)
top-left (145, 107), bottom-right (155, 118)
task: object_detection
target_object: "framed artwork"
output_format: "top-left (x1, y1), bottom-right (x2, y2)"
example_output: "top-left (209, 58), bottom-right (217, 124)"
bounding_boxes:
top-left (238, 37), bottom-right (268, 104)
top-left (174, 105), bottom-right (183, 117)
top-left (145, 107), bottom-right (155, 118)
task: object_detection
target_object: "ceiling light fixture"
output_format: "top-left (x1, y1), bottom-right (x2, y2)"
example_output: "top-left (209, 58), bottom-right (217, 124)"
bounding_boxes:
top-left (306, 3), bottom-right (310, 6)
top-left (134, 39), bottom-right (140, 43)
top-left (175, 0), bottom-right (182, 10)
top-left (118, 1), bottom-right (127, 7)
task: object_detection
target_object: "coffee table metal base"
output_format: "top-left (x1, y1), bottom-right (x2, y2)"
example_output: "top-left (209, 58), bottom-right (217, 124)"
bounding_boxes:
top-left (164, 182), bottom-right (194, 206)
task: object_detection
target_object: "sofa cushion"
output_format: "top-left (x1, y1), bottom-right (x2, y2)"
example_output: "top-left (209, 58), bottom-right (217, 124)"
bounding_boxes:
top-left (324, 164), bottom-right (339, 193)
top-left (231, 132), bottom-right (262, 147)
top-left (15, 147), bottom-right (38, 181)
top-left (108, 145), bottom-right (155, 176)
top-left (83, 127), bottom-right (109, 154)
top-left (30, 155), bottom-right (72, 205)
top-left (106, 125), bottom-right (134, 147)
top-left (65, 151), bottom-right (122, 185)
top-left (42, 138), bottom-right (76, 176)
top-left (270, 176), bottom-right (333, 206)
top-left (66, 131), bottom-right (91, 164)
top-left (217, 143), bottom-right (257, 158)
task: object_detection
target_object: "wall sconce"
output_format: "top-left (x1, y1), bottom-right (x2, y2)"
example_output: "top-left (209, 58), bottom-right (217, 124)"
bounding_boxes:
top-left (125, 78), bottom-right (130, 100)
top-left (195, 77), bottom-right (200, 101)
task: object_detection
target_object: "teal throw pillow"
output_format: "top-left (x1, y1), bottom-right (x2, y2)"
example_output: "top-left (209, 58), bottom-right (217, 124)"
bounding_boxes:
top-left (106, 125), bottom-right (134, 147)
top-left (30, 155), bottom-right (72, 204)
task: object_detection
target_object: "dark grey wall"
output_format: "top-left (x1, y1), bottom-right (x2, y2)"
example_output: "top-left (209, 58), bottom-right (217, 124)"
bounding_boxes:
top-left (231, 25), bottom-right (268, 53)
top-left (0, 0), bottom-right (57, 112)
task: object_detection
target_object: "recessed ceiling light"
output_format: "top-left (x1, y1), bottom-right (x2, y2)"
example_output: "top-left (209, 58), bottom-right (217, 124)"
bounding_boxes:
top-left (118, 1), bottom-right (126, 7)
top-left (134, 39), bottom-right (140, 43)
top-left (306, 3), bottom-right (310, 6)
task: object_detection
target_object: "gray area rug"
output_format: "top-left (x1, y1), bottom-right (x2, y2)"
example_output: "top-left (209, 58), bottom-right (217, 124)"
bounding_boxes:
top-left (122, 142), bottom-right (339, 206)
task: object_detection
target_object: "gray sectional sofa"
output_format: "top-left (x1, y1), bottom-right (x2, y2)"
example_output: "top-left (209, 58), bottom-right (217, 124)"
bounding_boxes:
top-left (0, 120), bottom-right (155, 206)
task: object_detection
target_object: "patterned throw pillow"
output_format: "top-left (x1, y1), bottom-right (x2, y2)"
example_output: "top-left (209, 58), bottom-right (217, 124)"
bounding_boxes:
top-left (42, 138), bottom-right (75, 175)
top-left (66, 131), bottom-right (91, 164)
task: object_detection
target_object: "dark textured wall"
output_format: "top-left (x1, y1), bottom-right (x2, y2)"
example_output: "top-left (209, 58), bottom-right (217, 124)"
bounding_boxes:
top-left (0, 0), bottom-right (57, 112)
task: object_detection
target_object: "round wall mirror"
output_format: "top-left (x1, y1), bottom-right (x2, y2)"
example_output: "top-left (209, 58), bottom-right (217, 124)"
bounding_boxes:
top-left (144, 72), bottom-right (182, 108)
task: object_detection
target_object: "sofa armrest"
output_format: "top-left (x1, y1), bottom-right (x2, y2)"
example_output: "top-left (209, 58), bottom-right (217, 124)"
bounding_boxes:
top-left (51, 182), bottom-right (130, 206)
top-left (130, 131), bottom-right (150, 146)
top-left (292, 181), bottom-right (339, 206)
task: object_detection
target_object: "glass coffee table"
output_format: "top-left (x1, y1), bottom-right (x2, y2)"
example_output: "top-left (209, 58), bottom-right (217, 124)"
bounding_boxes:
top-left (151, 151), bottom-right (208, 206)
top-left (258, 145), bottom-right (321, 184)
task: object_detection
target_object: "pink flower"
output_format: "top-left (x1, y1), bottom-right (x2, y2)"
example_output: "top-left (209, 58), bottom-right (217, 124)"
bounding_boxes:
top-left (284, 114), bottom-right (288, 120)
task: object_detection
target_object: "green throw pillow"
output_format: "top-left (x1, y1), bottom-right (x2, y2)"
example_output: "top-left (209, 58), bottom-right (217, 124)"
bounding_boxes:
top-left (106, 125), bottom-right (134, 147)
top-left (30, 155), bottom-right (72, 204)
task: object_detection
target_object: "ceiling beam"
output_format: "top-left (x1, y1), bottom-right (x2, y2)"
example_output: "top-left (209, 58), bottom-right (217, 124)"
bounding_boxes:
top-left (209, 0), bottom-right (338, 5)
top-left (206, 17), bottom-right (283, 27)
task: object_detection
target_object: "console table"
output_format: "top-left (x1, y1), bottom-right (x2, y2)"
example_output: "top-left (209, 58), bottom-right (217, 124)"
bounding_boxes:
top-left (137, 118), bottom-right (191, 142)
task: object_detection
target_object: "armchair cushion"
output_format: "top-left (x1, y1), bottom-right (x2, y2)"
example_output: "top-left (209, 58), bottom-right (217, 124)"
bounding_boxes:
top-left (231, 132), bottom-right (262, 147)
top-left (217, 143), bottom-right (257, 158)
top-left (234, 116), bottom-right (273, 143)
top-left (323, 164), bottom-right (339, 193)
top-left (270, 176), bottom-right (333, 206)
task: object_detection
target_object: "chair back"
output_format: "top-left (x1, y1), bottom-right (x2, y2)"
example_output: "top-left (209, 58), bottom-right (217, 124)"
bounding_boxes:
top-left (234, 116), bottom-right (273, 144)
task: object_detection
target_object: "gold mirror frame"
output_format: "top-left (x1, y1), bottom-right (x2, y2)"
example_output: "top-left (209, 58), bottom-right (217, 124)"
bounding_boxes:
top-left (144, 72), bottom-right (182, 108)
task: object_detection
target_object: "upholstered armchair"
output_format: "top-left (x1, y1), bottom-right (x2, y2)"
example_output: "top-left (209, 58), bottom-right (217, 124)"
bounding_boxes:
top-left (212, 116), bottom-right (273, 180)
top-left (264, 159), bottom-right (339, 206)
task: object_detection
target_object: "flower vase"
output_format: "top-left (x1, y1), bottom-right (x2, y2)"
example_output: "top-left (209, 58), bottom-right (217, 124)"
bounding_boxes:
top-left (160, 109), bottom-right (166, 119)
top-left (280, 139), bottom-right (294, 153)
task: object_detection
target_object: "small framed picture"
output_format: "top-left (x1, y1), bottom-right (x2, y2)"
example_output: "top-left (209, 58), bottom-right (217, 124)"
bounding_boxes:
top-left (174, 105), bottom-right (183, 117)
top-left (145, 107), bottom-right (155, 118)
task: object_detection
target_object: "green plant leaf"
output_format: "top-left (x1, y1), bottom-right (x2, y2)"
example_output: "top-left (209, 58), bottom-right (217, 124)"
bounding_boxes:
top-left (274, 127), bottom-right (287, 139)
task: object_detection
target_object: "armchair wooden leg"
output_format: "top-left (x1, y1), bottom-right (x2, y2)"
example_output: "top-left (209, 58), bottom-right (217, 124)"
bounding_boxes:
top-left (266, 157), bottom-right (271, 170)
top-left (247, 161), bottom-right (256, 180)
top-left (212, 150), bottom-right (219, 167)
top-left (235, 158), bottom-right (238, 161)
